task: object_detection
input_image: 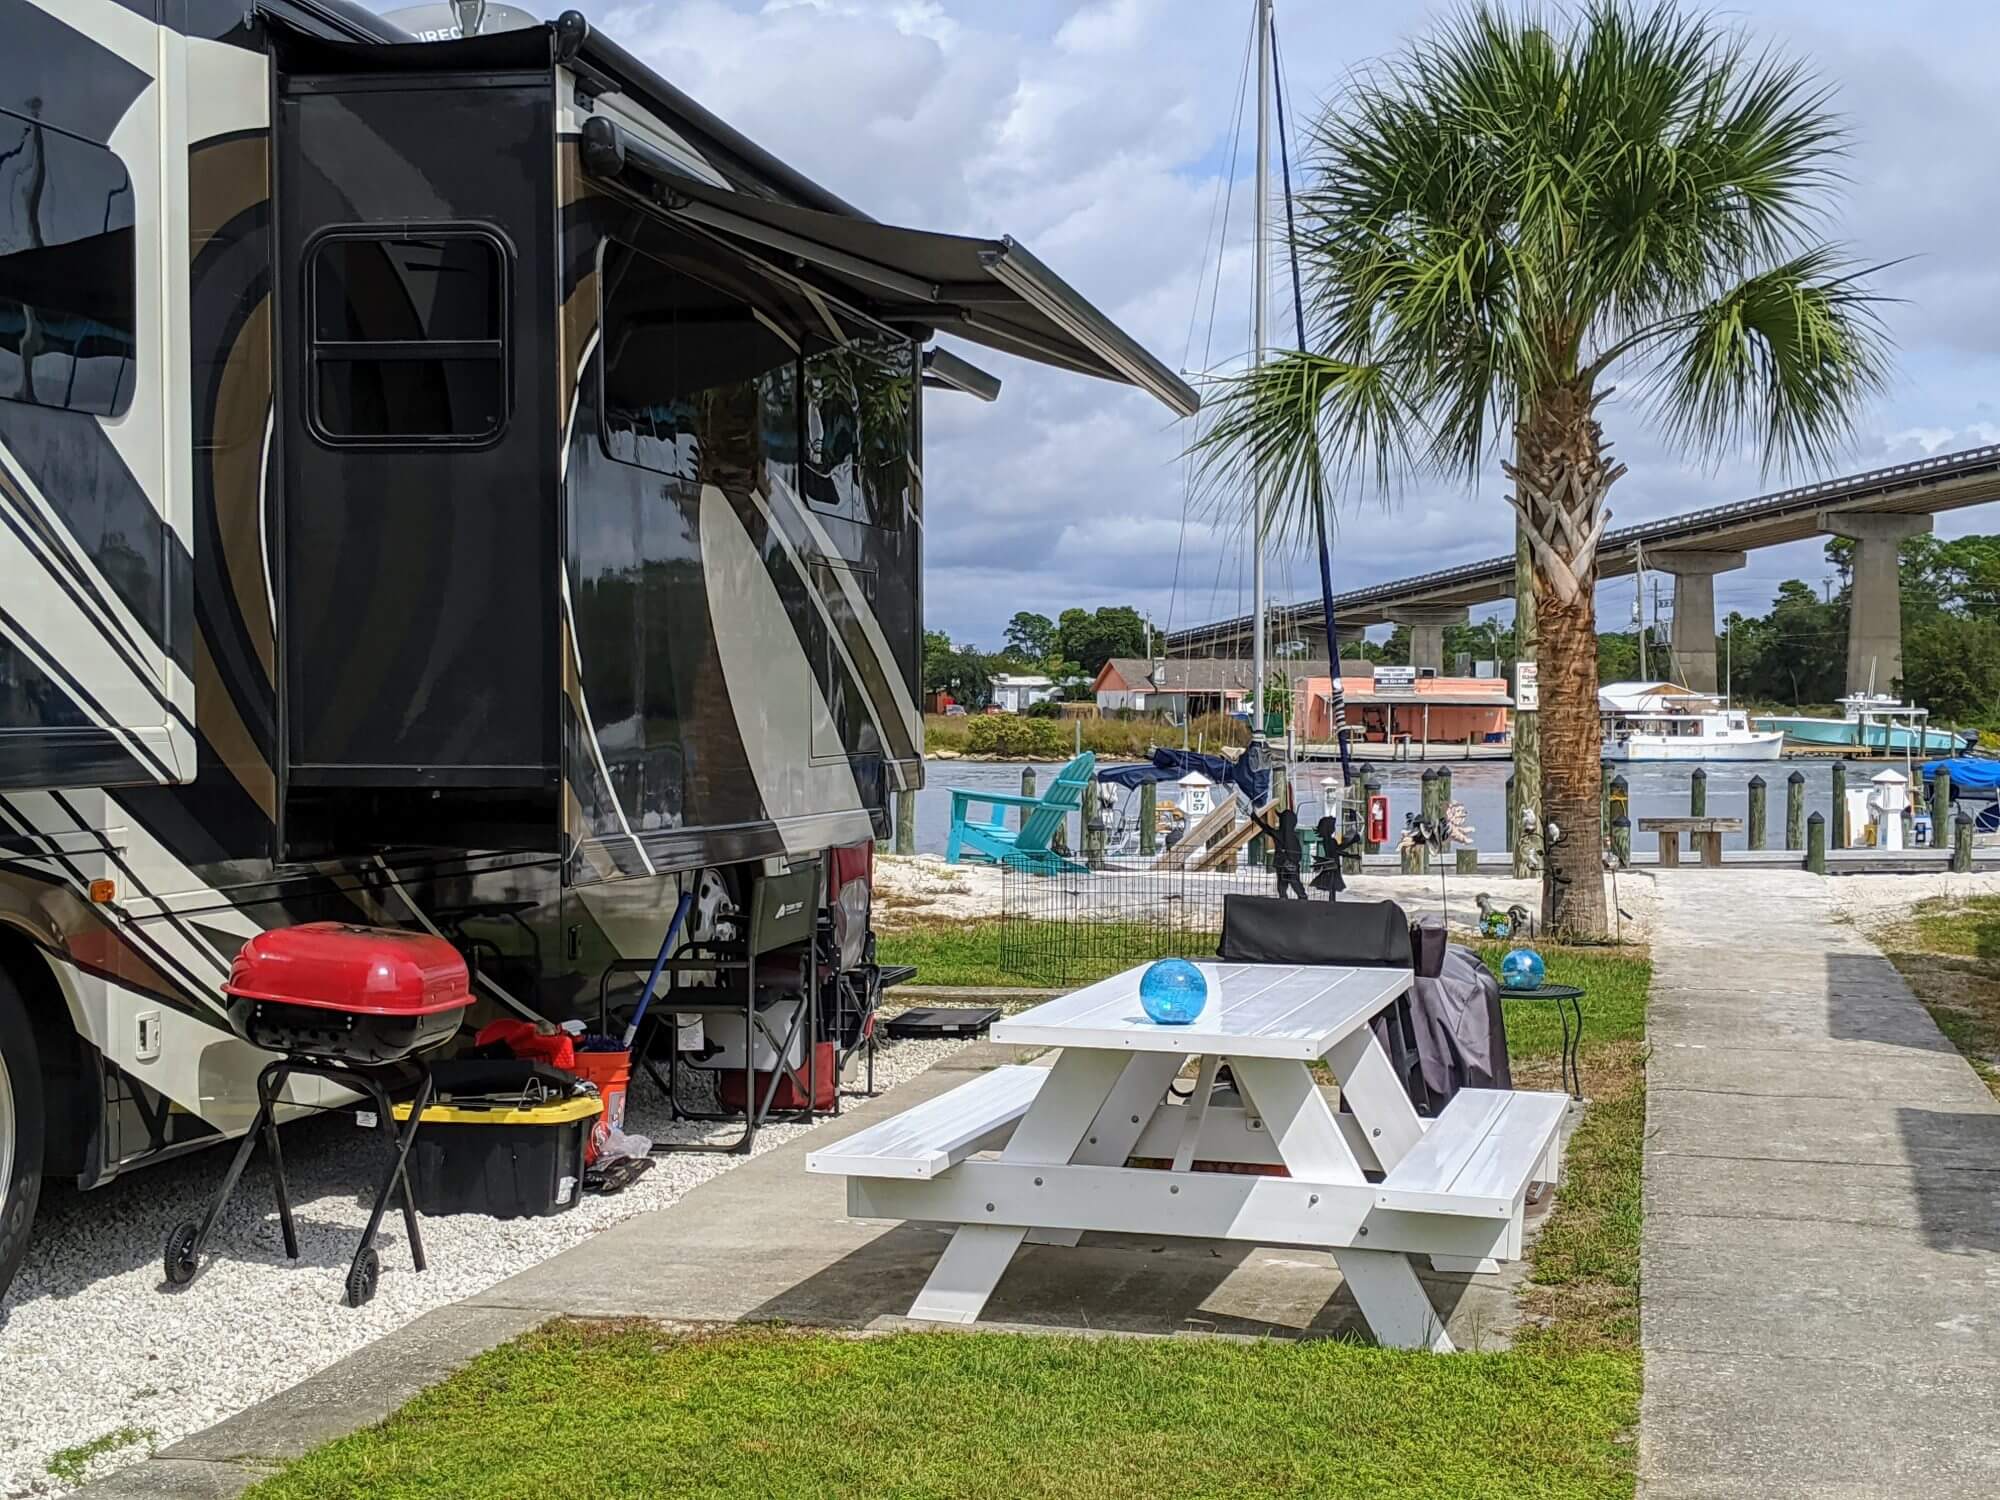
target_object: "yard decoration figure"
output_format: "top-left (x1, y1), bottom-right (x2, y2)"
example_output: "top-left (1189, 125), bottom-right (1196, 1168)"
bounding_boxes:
top-left (1249, 804), bottom-right (1308, 900)
top-left (1311, 814), bottom-right (1347, 897)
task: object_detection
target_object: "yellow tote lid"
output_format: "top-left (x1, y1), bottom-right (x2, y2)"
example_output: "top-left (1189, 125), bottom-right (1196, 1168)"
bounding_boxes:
top-left (392, 1094), bottom-right (602, 1126)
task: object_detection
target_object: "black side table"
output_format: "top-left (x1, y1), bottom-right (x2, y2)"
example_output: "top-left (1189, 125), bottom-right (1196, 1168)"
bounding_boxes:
top-left (1506, 983), bottom-right (1586, 1099)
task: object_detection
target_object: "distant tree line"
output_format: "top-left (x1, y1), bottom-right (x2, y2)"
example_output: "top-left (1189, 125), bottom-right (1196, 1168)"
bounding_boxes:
top-left (926, 535), bottom-right (2000, 725)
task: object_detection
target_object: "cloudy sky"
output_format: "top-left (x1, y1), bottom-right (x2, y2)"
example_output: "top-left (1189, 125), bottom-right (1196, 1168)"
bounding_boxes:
top-left (506, 0), bottom-right (2000, 647)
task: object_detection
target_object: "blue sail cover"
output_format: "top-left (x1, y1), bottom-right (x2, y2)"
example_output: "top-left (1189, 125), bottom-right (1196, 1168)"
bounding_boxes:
top-left (1098, 747), bottom-right (1271, 807)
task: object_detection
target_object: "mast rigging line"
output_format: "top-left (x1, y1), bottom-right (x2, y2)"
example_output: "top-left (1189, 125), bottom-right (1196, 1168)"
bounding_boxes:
top-left (1271, 13), bottom-right (1353, 780)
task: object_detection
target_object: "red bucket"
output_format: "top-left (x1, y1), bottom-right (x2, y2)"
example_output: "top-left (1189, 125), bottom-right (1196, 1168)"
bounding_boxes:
top-left (567, 1049), bottom-right (632, 1165)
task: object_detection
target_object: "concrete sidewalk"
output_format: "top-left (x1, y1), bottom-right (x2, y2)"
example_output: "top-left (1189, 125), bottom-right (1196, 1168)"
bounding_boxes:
top-left (89, 1038), bottom-right (1529, 1496)
top-left (1642, 871), bottom-right (2000, 1498)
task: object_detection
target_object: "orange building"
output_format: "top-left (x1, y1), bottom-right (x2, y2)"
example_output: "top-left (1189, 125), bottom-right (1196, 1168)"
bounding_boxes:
top-left (1295, 672), bottom-right (1511, 748)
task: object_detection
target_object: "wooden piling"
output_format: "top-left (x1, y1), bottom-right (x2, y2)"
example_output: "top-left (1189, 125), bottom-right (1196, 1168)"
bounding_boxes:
top-left (1138, 781), bottom-right (1157, 856)
top-left (1505, 774), bottom-right (1518, 853)
top-left (1020, 767), bottom-right (1036, 830)
top-left (1831, 762), bottom-right (1847, 849)
top-left (1082, 785), bottom-right (1106, 870)
top-left (1404, 769), bottom-right (1437, 874)
top-left (1455, 847), bottom-right (1479, 875)
top-left (1600, 760), bottom-right (1613, 840)
top-left (1786, 770), bottom-right (1805, 850)
top-left (1690, 766), bottom-right (1707, 819)
top-left (1609, 774), bottom-right (1630, 832)
top-left (894, 788), bottom-right (915, 855)
top-left (1611, 815), bottom-right (1631, 868)
top-left (1806, 810), bottom-right (1826, 874)
top-left (1747, 774), bottom-right (1767, 851)
top-left (1935, 766), bottom-right (1954, 828)
top-left (1954, 812), bottom-right (1974, 873)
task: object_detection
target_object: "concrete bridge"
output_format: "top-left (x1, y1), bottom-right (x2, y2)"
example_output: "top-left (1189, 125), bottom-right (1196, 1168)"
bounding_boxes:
top-left (1165, 444), bottom-right (2000, 693)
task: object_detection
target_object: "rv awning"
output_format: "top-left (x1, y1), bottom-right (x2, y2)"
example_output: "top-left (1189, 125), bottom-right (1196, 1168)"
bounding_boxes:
top-left (578, 117), bottom-right (1200, 418)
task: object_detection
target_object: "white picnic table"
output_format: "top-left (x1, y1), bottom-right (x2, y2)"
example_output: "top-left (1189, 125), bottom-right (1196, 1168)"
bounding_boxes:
top-left (808, 962), bottom-right (1567, 1352)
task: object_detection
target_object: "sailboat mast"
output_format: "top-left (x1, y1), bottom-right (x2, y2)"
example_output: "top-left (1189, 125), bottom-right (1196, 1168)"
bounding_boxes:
top-left (1250, 0), bottom-right (1272, 739)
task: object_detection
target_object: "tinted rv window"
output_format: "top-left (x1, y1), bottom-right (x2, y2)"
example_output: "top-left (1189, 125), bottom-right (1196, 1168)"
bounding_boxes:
top-left (600, 241), bottom-right (797, 492)
top-left (0, 111), bottom-right (136, 418)
top-left (308, 232), bottom-right (507, 443)
top-left (802, 334), bottom-right (914, 527)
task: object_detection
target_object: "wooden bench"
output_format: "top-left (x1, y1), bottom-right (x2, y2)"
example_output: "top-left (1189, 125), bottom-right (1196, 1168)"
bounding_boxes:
top-left (1637, 815), bottom-right (1742, 867)
top-left (805, 1065), bottom-right (1048, 1181)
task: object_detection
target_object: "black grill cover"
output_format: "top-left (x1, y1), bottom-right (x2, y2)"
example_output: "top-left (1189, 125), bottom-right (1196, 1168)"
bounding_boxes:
top-left (1216, 895), bottom-right (1413, 969)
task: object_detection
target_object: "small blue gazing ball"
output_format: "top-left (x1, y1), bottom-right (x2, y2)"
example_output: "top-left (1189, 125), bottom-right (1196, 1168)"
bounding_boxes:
top-left (1500, 947), bottom-right (1546, 992)
top-left (1139, 958), bottom-right (1208, 1025)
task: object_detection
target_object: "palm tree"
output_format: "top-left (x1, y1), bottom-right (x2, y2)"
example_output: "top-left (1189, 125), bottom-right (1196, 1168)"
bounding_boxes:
top-left (1196, 1), bottom-right (1892, 937)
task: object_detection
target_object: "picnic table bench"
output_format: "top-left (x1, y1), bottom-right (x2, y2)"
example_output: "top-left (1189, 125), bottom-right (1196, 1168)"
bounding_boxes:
top-left (808, 962), bottom-right (1568, 1352)
top-left (1637, 815), bottom-right (1742, 867)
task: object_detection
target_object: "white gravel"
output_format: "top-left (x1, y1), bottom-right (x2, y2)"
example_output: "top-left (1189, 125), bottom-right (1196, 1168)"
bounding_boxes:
top-left (0, 1026), bottom-right (969, 1496)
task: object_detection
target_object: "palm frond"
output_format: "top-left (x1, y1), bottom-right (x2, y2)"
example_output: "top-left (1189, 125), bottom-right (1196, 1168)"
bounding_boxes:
top-left (1187, 351), bottom-right (1413, 550)
top-left (1644, 247), bottom-right (1896, 474)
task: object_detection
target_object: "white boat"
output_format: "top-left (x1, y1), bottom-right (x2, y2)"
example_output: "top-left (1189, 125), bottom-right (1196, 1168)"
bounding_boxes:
top-left (1600, 681), bottom-right (1785, 762)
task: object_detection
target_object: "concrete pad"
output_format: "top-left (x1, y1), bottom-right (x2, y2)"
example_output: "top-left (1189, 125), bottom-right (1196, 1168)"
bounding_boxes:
top-left (1645, 1153), bottom-right (2000, 1236)
top-left (1648, 1089), bottom-right (2000, 1172)
top-left (1647, 1002), bottom-right (1954, 1057)
top-left (1648, 1042), bottom-right (1993, 1104)
top-left (163, 1303), bottom-right (547, 1464)
top-left (1646, 1212), bottom-right (2000, 1362)
top-left (1642, 1348), bottom-right (2000, 1498)
top-left (74, 1458), bottom-right (274, 1499)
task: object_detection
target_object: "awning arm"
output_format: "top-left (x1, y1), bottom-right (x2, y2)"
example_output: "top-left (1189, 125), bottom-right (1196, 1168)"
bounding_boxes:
top-left (979, 240), bottom-right (1201, 418)
top-left (923, 347), bottom-right (1002, 402)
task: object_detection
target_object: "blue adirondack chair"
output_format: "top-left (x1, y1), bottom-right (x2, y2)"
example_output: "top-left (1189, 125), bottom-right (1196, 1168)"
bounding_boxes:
top-left (945, 752), bottom-right (1096, 872)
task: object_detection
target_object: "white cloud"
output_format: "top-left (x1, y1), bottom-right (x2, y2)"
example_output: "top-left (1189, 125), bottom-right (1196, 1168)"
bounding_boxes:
top-left (536, 0), bottom-right (2000, 646)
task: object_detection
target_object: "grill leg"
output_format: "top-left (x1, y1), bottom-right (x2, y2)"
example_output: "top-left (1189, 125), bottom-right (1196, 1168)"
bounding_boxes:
top-left (186, 1067), bottom-right (285, 1264)
top-left (256, 1064), bottom-right (300, 1261)
top-left (353, 1072), bottom-right (431, 1280)
top-left (366, 1072), bottom-right (431, 1273)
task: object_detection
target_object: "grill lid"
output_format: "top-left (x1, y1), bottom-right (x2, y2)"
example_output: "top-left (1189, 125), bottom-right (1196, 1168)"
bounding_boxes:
top-left (225, 922), bottom-right (474, 1016)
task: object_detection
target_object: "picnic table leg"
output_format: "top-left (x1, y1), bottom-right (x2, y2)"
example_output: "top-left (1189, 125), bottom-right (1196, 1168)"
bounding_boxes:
top-left (1025, 1052), bottom-right (1184, 1247)
top-left (1324, 1023), bottom-right (1425, 1171)
top-left (907, 1049), bottom-right (1129, 1325)
top-left (1700, 831), bottom-right (1723, 867)
top-left (1226, 1054), bottom-right (1456, 1354)
top-left (1656, 831), bottom-right (1679, 867)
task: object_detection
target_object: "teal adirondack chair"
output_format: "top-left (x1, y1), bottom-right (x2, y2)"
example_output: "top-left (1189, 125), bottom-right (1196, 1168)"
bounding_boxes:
top-left (945, 752), bottom-right (1096, 873)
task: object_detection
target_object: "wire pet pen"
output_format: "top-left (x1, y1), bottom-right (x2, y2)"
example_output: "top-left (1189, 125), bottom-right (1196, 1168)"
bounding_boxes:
top-left (998, 859), bottom-right (1336, 987)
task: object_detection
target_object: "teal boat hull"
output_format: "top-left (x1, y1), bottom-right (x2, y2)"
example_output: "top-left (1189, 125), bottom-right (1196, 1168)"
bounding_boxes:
top-left (1758, 716), bottom-right (1965, 753)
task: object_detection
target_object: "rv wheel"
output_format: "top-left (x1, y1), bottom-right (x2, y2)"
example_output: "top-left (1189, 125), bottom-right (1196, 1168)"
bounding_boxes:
top-left (163, 1221), bottom-right (201, 1286)
top-left (345, 1246), bottom-right (380, 1307)
top-left (0, 968), bottom-right (46, 1306)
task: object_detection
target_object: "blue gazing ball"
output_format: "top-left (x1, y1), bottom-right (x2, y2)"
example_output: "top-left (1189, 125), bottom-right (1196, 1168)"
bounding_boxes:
top-left (1139, 958), bottom-right (1208, 1025)
top-left (1500, 947), bottom-right (1546, 992)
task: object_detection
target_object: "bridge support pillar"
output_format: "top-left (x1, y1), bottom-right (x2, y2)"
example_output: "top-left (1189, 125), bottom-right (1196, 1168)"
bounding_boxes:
top-left (1819, 510), bottom-right (1931, 694)
top-left (1652, 550), bottom-right (1745, 694)
top-left (1384, 606), bottom-right (1469, 674)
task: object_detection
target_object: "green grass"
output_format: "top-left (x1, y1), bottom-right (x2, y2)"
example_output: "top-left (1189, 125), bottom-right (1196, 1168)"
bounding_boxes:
top-left (47, 1426), bottom-right (153, 1487)
top-left (243, 935), bottom-right (1650, 1500)
top-left (1873, 896), bottom-right (2000, 1100)
top-left (244, 1323), bottom-right (1637, 1500)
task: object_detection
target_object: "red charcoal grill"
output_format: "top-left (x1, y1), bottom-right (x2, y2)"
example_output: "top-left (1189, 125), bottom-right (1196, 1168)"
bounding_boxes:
top-left (163, 923), bottom-right (472, 1306)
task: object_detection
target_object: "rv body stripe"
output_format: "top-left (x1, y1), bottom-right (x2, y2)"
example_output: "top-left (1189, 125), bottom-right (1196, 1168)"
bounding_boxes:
top-left (0, 501), bottom-right (196, 740)
top-left (0, 606), bottom-right (177, 782)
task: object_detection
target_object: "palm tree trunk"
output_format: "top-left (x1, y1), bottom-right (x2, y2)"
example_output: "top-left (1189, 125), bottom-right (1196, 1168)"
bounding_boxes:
top-left (1507, 383), bottom-right (1623, 940)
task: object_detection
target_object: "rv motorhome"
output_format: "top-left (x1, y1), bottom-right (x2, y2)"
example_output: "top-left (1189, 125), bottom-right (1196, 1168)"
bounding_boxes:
top-left (0, 0), bottom-right (1196, 1300)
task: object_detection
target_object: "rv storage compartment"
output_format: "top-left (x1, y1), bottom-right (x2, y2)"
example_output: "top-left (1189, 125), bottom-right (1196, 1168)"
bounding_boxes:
top-left (395, 1095), bottom-right (597, 1218)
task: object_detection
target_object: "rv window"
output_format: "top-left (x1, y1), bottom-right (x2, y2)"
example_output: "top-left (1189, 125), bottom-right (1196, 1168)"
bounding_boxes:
top-left (600, 241), bottom-right (797, 490)
top-left (307, 232), bottom-right (507, 443)
top-left (0, 111), bottom-right (137, 418)
top-left (802, 334), bottom-right (914, 527)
